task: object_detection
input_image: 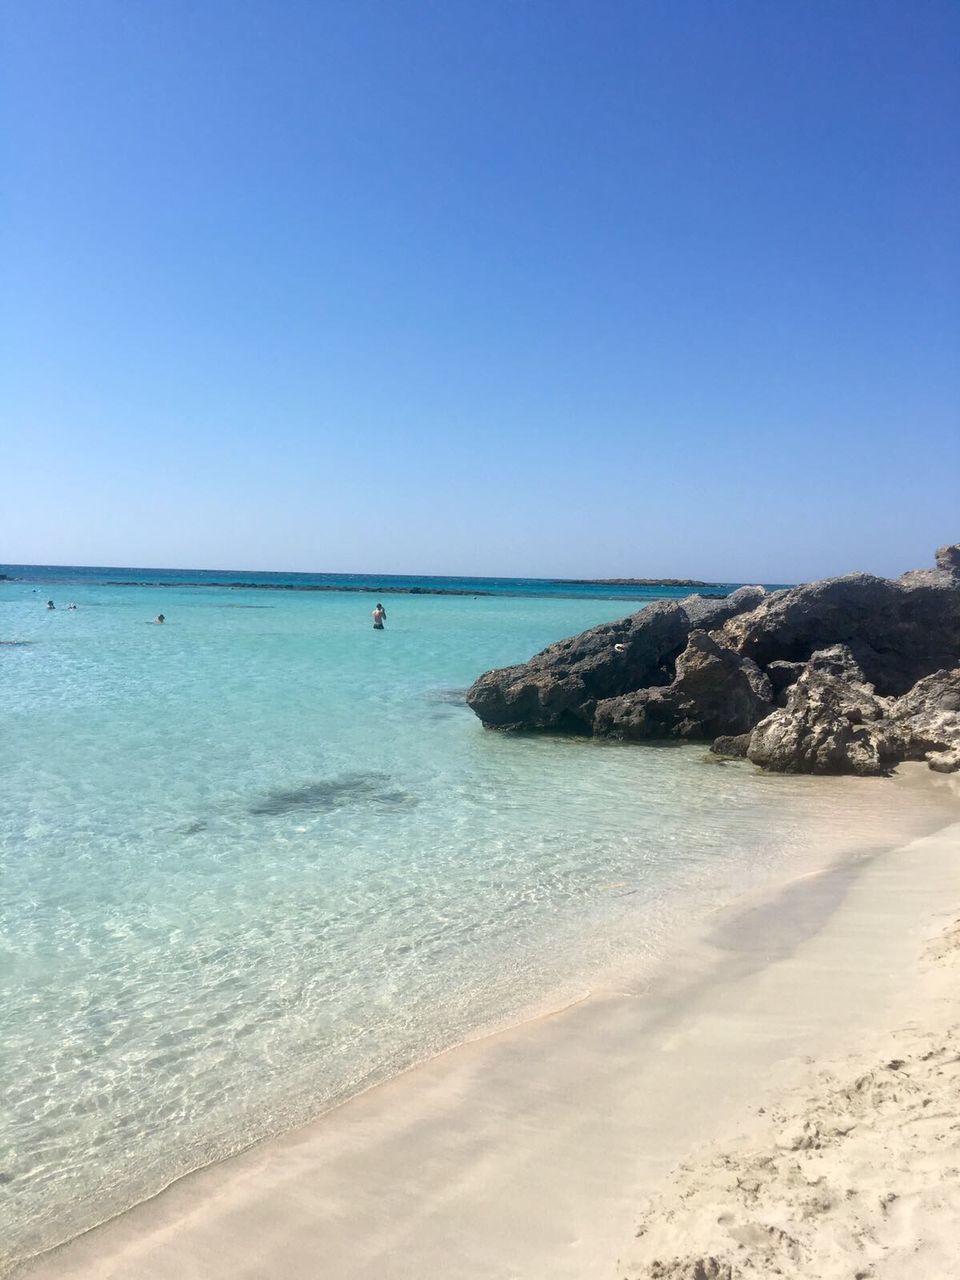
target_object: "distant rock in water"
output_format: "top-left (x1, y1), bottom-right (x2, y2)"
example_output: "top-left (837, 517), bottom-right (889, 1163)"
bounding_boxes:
top-left (106, 581), bottom-right (497, 597)
top-left (466, 545), bottom-right (960, 776)
top-left (551, 577), bottom-right (716, 588)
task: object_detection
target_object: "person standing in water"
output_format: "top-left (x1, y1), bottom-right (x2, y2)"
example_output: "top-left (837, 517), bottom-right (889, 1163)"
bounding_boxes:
top-left (372, 603), bottom-right (386, 630)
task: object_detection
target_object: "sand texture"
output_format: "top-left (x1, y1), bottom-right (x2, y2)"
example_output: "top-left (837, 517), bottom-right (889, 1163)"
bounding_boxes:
top-left (621, 919), bottom-right (960, 1280)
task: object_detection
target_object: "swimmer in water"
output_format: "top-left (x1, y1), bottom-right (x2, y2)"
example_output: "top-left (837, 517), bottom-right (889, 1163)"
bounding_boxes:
top-left (153, 614), bottom-right (165, 624)
top-left (67, 603), bottom-right (77, 610)
top-left (46, 600), bottom-right (55, 610)
top-left (372, 603), bottom-right (386, 630)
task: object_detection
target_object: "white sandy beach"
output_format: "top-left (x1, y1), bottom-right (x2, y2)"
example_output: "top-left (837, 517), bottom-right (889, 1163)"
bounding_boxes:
top-left (621, 930), bottom-right (960, 1280)
top-left (17, 770), bottom-right (960, 1280)
top-left (7, 0), bottom-right (957, 1272)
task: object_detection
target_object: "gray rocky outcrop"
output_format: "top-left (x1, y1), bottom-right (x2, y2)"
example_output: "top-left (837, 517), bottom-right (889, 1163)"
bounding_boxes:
top-left (593, 631), bottom-right (774, 741)
top-left (715, 566), bottom-right (960, 696)
top-left (766, 659), bottom-right (806, 701)
top-left (890, 668), bottom-right (960, 763)
top-left (465, 586), bottom-right (766, 733)
top-left (744, 661), bottom-right (960, 777)
top-left (466, 545), bottom-right (960, 775)
top-left (745, 647), bottom-right (897, 776)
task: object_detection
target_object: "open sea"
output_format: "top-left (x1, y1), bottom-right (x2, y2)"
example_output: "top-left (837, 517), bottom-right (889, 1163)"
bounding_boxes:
top-left (2, 564), bottom-right (956, 1268)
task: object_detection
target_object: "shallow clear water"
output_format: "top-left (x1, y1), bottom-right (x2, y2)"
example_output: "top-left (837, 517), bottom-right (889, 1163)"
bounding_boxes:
top-left (0, 574), bottom-right (954, 1264)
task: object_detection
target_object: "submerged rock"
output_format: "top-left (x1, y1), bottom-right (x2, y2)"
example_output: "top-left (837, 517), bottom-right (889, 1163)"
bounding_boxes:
top-left (710, 732), bottom-right (752, 758)
top-left (249, 772), bottom-right (414, 816)
top-left (466, 544), bottom-right (960, 776)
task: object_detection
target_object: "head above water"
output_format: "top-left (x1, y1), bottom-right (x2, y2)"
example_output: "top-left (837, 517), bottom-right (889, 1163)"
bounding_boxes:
top-left (156, 614), bottom-right (165, 623)
top-left (46, 600), bottom-right (55, 608)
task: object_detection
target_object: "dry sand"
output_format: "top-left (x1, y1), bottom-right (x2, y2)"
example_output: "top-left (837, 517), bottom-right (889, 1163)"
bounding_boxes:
top-left (16, 777), bottom-right (960, 1280)
top-left (619, 914), bottom-right (960, 1280)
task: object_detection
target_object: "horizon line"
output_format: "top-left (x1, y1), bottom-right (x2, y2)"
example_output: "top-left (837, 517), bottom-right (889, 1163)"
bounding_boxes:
top-left (1, 560), bottom-right (766, 587)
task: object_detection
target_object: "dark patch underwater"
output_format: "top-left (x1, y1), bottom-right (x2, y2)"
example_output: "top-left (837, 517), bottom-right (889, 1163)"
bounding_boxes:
top-left (249, 772), bottom-right (415, 816)
top-left (426, 688), bottom-right (469, 707)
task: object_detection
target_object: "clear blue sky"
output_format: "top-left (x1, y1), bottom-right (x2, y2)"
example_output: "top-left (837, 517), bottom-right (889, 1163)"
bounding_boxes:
top-left (2, 0), bottom-right (957, 582)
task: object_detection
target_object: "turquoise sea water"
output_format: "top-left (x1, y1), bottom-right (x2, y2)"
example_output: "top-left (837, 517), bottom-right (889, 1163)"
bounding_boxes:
top-left (0, 563), bottom-right (773, 602)
top-left (1, 568), bottom-right (955, 1266)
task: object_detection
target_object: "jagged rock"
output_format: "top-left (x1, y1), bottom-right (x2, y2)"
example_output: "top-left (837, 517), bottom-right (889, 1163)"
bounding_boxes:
top-left (717, 567), bottom-right (960, 696)
top-left (680, 587), bottom-right (768, 629)
top-left (710, 733), bottom-right (752, 758)
top-left (927, 747), bottom-right (960, 774)
top-left (766, 659), bottom-right (805, 699)
top-left (802, 644), bottom-right (872, 682)
top-left (593, 631), bottom-right (774, 741)
top-left (465, 602), bottom-right (686, 732)
top-left (890, 669), bottom-right (960, 761)
top-left (466, 545), bottom-right (960, 777)
top-left (746, 662), bottom-right (960, 777)
top-left (935, 543), bottom-right (960, 576)
top-left (746, 649), bottom-right (899, 775)
top-left (892, 666), bottom-right (960, 717)
top-left (764, 645), bottom-right (866, 707)
top-left (465, 586), bottom-right (766, 732)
